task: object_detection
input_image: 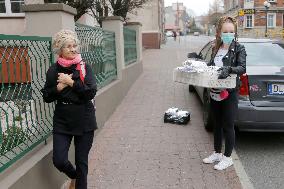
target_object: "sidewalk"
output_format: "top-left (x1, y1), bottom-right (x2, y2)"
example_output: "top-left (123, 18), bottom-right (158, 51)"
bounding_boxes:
top-left (87, 38), bottom-right (242, 189)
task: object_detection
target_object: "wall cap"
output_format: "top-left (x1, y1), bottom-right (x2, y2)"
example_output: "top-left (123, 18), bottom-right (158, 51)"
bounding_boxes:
top-left (103, 16), bottom-right (124, 22)
top-left (124, 22), bottom-right (142, 26)
top-left (22, 3), bottom-right (77, 15)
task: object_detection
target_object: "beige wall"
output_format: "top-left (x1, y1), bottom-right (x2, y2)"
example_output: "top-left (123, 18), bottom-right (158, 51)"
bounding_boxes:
top-left (0, 18), bottom-right (25, 35)
top-left (128, 1), bottom-right (159, 32)
top-left (128, 0), bottom-right (165, 48)
top-left (76, 13), bottom-right (98, 26)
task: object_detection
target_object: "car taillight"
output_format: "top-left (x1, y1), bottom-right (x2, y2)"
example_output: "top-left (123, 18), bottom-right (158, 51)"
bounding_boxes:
top-left (239, 74), bottom-right (249, 99)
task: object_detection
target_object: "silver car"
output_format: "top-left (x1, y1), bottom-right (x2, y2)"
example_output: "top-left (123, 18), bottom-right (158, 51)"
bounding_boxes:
top-left (188, 38), bottom-right (284, 132)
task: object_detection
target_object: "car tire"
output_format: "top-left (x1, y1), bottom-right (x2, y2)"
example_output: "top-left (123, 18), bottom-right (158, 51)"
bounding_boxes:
top-left (188, 85), bottom-right (195, 92)
top-left (203, 91), bottom-right (213, 132)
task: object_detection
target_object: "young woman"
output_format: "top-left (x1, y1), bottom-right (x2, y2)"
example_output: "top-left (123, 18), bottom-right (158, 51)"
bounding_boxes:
top-left (41, 30), bottom-right (97, 189)
top-left (202, 17), bottom-right (247, 170)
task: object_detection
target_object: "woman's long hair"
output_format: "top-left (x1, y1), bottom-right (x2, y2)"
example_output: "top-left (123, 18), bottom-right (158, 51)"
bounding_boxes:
top-left (213, 16), bottom-right (238, 57)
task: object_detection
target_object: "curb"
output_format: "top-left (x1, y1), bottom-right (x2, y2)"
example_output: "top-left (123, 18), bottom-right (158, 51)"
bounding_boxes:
top-left (232, 150), bottom-right (255, 189)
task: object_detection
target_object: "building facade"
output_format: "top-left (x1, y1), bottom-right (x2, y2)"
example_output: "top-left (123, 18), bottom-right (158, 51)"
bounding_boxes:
top-left (224, 0), bottom-right (284, 38)
top-left (128, 0), bottom-right (165, 49)
top-left (164, 3), bottom-right (189, 34)
top-left (0, 0), bottom-right (26, 35)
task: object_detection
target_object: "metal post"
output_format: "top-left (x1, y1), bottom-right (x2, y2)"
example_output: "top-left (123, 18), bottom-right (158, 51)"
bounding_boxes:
top-left (265, 7), bottom-right (268, 37)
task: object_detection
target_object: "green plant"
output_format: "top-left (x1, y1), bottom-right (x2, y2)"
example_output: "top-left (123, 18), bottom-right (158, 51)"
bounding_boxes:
top-left (14, 116), bottom-right (23, 122)
top-left (0, 127), bottom-right (28, 156)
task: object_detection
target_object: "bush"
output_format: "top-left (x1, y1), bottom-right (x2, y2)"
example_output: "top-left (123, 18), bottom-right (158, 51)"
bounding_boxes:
top-left (0, 127), bottom-right (28, 156)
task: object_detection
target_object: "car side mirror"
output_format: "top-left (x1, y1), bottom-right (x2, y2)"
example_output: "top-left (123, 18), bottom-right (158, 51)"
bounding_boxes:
top-left (187, 52), bottom-right (199, 59)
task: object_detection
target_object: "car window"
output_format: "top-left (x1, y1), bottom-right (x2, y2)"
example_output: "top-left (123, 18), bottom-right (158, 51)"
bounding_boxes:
top-left (199, 42), bottom-right (211, 60)
top-left (204, 46), bottom-right (213, 63)
top-left (243, 42), bottom-right (284, 66)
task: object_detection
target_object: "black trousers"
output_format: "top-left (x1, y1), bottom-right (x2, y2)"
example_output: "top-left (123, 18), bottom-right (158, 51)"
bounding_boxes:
top-left (53, 131), bottom-right (94, 189)
top-left (210, 91), bottom-right (238, 157)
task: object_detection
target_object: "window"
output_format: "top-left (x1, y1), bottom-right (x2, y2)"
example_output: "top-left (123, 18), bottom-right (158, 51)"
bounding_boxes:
top-left (267, 13), bottom-right (276, 28)
top-left (205, 47), bottom-right (213, 63)
top-left (0, 0), bottom-right (24, 16)
top-left (0, 0), bottom-right (5, 13)
top-left (199, 42), bottom-right (211, 60)
top-left (245, 15), bottom-right (253, 28)
top-left (243, 42), bottom-right (284, 66)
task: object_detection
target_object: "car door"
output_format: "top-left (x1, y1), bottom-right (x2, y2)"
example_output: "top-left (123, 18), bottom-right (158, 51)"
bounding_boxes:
top-left (195, 42), bottom-right (213, 100)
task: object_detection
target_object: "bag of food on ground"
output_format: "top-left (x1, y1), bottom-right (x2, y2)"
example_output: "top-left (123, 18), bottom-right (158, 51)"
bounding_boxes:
top-left (164, 107), bottom-right (190, 125)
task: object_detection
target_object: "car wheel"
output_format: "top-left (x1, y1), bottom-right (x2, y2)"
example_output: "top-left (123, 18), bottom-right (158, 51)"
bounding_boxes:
top-left (188, 85), bottom-right (195, 92)
top-left (203, 91), bottom-right (213, 132)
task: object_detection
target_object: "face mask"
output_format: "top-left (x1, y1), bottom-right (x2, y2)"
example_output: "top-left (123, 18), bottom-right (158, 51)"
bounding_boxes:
top-left (221, 33), bottom-right (235, 45)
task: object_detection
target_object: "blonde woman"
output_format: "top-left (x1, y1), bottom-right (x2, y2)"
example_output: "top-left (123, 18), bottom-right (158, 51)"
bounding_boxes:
top-left (41, 30), bottom-right (97, 189)
top-left (202, 17), bottom-right (247, 170)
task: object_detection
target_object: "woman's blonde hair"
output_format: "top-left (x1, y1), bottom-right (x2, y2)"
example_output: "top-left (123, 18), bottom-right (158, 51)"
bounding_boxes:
top-left (213, 16), bottom-right (238, 56)
top-left (52, 29), bottom-right (80, 55)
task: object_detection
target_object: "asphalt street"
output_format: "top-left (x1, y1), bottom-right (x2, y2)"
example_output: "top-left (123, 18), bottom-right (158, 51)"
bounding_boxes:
top-left (168, 35), bottom-right (284, 189)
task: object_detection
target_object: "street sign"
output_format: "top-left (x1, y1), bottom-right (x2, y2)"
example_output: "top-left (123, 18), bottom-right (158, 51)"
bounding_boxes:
top-left (239, 9), bottom-right (255, 16)
top-left (239, 9), bottom-right (245, 16)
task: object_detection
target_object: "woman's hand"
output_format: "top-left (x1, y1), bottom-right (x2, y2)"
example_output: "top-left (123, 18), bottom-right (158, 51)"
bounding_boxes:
top-left (57, 73), bottom-right (74, 87)
top-left (218, 66), bottom-right (232, 79)
top-left (57, 83), bottom-right (68, 92)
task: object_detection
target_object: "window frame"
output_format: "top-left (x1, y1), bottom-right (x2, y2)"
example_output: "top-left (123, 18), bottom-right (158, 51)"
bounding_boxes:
top-left (245, 14), bottom-right (254, 28)
top-left (267, 13), bottom-right (276, 28)
top-left (0, 0), bottom-right (25, 17)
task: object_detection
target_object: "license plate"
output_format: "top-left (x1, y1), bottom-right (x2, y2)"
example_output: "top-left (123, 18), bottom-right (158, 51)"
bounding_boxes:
top-left (268, 84), bottom-right (284, 95)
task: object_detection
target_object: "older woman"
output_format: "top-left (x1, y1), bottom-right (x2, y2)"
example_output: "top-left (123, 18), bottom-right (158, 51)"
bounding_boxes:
top-left (41, 30), bottom-right (97, 189)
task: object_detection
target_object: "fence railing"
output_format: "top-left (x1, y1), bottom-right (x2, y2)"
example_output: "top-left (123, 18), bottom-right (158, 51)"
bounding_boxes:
top-left (75, 24), bottom-right (117, 89)
top-left (123, 27), bottom-right (137, 66)
top-left (0, 34), bottom-right (54, 172)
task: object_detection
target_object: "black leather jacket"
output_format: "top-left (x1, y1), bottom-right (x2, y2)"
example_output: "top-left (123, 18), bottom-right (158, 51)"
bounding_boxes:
top-left (208, 40), bottom-right (247, 89)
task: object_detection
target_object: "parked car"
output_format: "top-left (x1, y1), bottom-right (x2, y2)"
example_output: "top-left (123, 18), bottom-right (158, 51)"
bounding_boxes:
top-left (166, 31), bottom-right (173, 37)
top-left (188, 38), bottom-right (284, 132)
top-left (193, 32), bottom-right (200, 36)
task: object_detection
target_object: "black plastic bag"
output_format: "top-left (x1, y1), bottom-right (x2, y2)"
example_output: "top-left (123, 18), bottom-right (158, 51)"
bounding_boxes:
top-left (164, 107), bottom-right (190, 125)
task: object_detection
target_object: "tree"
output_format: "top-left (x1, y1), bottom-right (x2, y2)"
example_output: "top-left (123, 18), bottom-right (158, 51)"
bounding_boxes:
top-left (90, 0), bottom-right (109, 27)
top-left (44, 0), bottom-right (150, 27)
top-left (208, 0), bottom-right (223, 26)
top-left (109, 0), bottom-right (150, 21)
top-left (209, 0), bottom-right (223, 15)
top-left (44, 0), bottom-right (94, 21)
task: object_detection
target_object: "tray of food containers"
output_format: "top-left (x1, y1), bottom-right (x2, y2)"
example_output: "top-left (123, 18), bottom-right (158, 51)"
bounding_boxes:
top-left (173, 59), bottom-right (237, 89)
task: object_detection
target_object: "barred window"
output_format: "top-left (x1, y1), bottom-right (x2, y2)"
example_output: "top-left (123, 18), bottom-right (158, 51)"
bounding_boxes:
top-left (267, 13), bottom-right (276, 28)
top-left (0, 0), bottom-right (24, 16)
top-left (11, 0), bottom-right (24, 13)
top-left (246, 15), bottom-right (253, 28)
top-left (0, 0), bottom-right (6, 13)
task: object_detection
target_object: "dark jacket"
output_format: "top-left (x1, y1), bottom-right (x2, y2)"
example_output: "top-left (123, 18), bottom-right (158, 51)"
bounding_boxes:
top-left (41, 62), bottom-right (98, 135)
top-left (208, 40), bottom-right (247, 89)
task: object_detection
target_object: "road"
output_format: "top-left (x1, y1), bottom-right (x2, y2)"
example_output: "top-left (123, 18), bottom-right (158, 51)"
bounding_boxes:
top-left (167, 35), bottom-right (284, 189)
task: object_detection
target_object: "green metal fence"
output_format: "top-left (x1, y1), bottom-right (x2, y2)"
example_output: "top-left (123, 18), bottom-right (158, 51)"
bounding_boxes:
top-left (0, 34), bottom-right (54, 172)
top-left (123, 27), bottom-right (137, 66)
top-left (75, 24), bottom-right (117, 89)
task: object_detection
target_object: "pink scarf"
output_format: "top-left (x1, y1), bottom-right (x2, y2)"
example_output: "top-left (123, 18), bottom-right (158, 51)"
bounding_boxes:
top-left (57, 54), bottom-right (86, 83)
